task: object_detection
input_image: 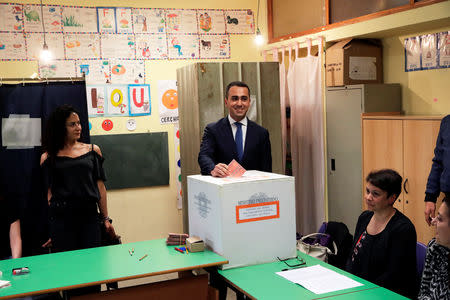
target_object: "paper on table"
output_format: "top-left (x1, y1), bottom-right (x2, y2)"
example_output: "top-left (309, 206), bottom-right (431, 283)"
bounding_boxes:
top-left (276, 264), bottom-right (363, 294)
top-left (0, 280), bottom-right (11, 289)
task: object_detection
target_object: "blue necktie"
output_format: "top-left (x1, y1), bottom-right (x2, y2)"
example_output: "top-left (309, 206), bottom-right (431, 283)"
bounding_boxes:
top-left (235, 122), bottom-right (243, 162)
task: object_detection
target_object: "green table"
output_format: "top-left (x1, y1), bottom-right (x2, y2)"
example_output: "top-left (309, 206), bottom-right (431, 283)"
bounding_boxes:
top-left (218, 252), bottom-right (408, 300)
top-left (0, 239), bottom-right (228, 299)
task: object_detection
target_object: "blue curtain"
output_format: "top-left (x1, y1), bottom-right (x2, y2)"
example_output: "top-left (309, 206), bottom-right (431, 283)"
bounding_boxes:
top-left (0, 81), bottom-right (89, 256)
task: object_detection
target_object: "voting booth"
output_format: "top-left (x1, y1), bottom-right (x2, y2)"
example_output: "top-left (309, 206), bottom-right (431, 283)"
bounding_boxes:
top-left (188, 171), bottom-right (296, 269)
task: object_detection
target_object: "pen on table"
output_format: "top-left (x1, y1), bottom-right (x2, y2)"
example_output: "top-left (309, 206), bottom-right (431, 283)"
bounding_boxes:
top-left (129, 248), bottom-right (135, 256)
top-left (175, 247), bottom-right (184, 254)
top-left (139, 254), bottom-right (148, 261)
top-left (185, 248), bottom-right (189, 254)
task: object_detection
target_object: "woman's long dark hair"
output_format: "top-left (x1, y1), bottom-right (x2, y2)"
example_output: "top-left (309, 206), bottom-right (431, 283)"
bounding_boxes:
top-left (42, 104), bottom-right (80, 159)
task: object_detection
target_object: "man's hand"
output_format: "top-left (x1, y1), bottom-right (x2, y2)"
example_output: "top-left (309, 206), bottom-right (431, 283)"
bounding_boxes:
top-left (211, 163), bottom-right (229, 178)
top-left (104, 221), bottom-right (117, 239)
top-left (42, 238), bottom-right (52, 248)
top-left (424, 201), bottom-right (436, 226)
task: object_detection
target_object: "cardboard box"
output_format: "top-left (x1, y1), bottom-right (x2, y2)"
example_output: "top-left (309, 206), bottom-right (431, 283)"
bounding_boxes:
top-left (326, 38), bottom-right (383, 87)
top-left (186, 236), bottom-right (205, 252)
top-left (188, 171), bottom-right (296, 269)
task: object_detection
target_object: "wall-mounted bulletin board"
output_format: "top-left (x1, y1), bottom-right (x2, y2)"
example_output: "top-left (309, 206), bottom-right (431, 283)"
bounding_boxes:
top-left (91, 132), bottom-right (169, 190)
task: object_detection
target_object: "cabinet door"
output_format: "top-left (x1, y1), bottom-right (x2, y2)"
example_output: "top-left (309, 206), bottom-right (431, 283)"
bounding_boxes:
top-left (362, 119), bottom-right (404, 211)
top-left (403, 120), bottom-right (441, 244)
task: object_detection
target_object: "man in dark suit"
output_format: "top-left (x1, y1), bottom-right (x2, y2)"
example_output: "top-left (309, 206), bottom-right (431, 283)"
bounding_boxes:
top-left (198, 81), bottom-right (272, 177)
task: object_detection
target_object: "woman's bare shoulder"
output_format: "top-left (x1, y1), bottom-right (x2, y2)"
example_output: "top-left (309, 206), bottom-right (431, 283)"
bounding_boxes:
top-left (40, 152), bottom-right (48, 165)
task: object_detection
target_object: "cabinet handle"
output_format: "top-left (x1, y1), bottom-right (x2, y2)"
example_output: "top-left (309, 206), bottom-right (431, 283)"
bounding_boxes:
top-left (403, 178), bottom-right (408, 194)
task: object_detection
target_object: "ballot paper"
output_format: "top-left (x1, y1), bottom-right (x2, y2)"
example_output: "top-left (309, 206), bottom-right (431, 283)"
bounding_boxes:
top-left (227, 159), bottom-right (246, 177)
top-left (276, 264), bottom-right (363, 294)
top-left (0, 280), bottom-right (11, 288)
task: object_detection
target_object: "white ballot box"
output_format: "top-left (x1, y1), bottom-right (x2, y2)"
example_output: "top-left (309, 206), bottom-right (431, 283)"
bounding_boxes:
top-left (188, 170), bottom-right (296, 269)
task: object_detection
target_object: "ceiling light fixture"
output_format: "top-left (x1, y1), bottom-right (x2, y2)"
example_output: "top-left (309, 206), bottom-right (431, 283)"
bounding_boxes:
top-left (254, 0), bottom-right (264, 46)
top-left (39, 0), bottom-right (52, 62)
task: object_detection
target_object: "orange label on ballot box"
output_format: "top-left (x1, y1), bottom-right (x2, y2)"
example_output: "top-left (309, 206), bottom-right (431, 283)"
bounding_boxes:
top-left (235, 201), bottom-right (280, 224)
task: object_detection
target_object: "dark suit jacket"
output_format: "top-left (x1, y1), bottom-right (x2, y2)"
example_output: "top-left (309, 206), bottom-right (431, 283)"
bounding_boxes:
top-left (198, 117), bottom-right (272, 175)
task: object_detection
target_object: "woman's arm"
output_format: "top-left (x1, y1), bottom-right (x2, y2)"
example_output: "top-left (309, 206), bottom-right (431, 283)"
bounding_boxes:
top-left (10, 219), bottom-right (22, 259)
top-left (93, 145), bottom-right (116, 237)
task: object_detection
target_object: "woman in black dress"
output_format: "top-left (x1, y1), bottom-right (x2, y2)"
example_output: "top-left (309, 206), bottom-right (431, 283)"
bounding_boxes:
top-left (346, 169), bottom-right (417, 298)
top-left (40, 104), bottom-right (115, 252)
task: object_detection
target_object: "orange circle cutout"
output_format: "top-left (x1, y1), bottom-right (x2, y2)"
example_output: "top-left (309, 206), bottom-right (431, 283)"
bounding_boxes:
top-left (162, 89), bottom-right (178, 109)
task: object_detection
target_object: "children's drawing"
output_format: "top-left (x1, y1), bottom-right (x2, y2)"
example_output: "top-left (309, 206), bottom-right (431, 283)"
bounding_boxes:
top-left (101, 119), bottom-right (113, 131)
top-left (62, 7), bottom-right (98, 33)
top-left (129, 84), bottom-right (151, 116)
top-left (198, 10), bottom-right (226, 34)
top-left (166, 9), bottom-right (197, 34)
top-left (116, 8), bottom-right (133, 34)
top-left (106, 85), bottom-right (129, 116)
top-left (171, 36), bottom-right (183, 56)
top-left (438, 31), bottom-right (450, 68)
top-left (132, 8), bottom-right (165, 34)
top-left (24, 5), bottom-right (62, 32)
top-left (135, 34), bottom-right (168, 59)
top-left (199, 34), bottom-right (230, 59)
top-left (405, 37), bottom-right (421, 71)
top-left (158, 80), bottom-right (178, 124)
top-left (26, 32), bottom-right (65, 60)
top-left (101, 34), bottom-right (135, 59)
top-left (97, 7), bottom-right (116, 33)
top-left (76, 60), bottom-right (110, 84)
top-left (110, 60), bottom-right (145, 84)
top-left (166, 34), bottom-right (199, 59)
top-left (225, 10), bottom-right (254, 34)
top-left (0, 32), bottom-right (26, 60)
top-left (39, 60), bottom-right (76, 78)
top-left (421, 34), bottom-right (437, 69)
top-left (86, 85), bottom-right (106, 116)
top-left (0, 4), bottom-right (24, 32)
top-left (65, 33), bottom-right (100, 59)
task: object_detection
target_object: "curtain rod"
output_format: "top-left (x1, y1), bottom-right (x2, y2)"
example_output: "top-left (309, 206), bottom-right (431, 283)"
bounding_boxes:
top-left (0, 77), bottom-right (85, 83)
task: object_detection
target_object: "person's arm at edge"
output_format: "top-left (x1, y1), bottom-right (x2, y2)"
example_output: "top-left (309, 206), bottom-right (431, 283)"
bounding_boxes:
top-left (424, 116), bottom-right (448, 224)
top-left (94, 145), bottom-right (116, 238)
top-left (10, 219), bottom-right (22, 258)
top-left (40, 152), bottom-right (52, 248)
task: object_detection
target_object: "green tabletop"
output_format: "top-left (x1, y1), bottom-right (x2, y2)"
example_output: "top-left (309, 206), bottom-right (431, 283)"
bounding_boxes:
top-left (324, 286), bottom-right (408, 299)
top-left (0, 239), bottom-right (227, 299)
top-left (218, 252), bottom-right (407, 300)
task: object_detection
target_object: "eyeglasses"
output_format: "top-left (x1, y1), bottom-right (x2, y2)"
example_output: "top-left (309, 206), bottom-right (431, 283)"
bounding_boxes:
top-left (277, 255), bottom-right (306, 268)
top-left (66, 121), bottom-right (81, 127)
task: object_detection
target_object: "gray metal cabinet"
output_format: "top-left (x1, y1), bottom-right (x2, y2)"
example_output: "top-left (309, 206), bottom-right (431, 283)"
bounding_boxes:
top-left (326, 84), bottom-right (401, 234)
top-left (177, 62), bottom-right (282, 231)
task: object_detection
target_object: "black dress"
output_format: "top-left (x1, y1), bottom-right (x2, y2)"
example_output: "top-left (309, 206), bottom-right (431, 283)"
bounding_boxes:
top-left (42, 149), bottom-right (106, 253)
top-left (346, 209), bottom-right (417, 299)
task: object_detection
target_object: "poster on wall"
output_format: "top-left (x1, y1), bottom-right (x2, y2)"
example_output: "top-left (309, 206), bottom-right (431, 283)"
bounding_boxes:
top-left (128, 84), bottom-right (151, 116)
top-left (62, 6), bottom-right (98, 33)
top-left (0, 3), bottom-right (23, 32)
top-left (158, 80), bottom-right (178, 124)
top-left (404, 36), bottom-right (421, 72)
top-left (421, 34), bottom-right (437, 70)
top-left (167, 34), bottom-right (199, 59)
top-left (101, 33), bottom-right (136, 59)
top-left (110, 60), bottom-right (145, 84)
top-left (106, 85), bottom-right (129, 116)
top-left (197, 10), bottom-right (226, 34)
top-left (23, 5), bottom-right (62, 33)
top-left (86, 85), bottom-right (106, 116)
top-left (224, 10), bottom-right (254, 34)
top-left (166, 9), bottom-right (198, 34)
top-left (38, 60), bottom-right (76, 78)
top-left (438, 31), bottom-right (450, 68)
top-left (26, 33), bottom-right (65, 60)
top-left (132, 8), bottom-right (165, 34)
top-left (97, 7), bottom-right (116, 33)
top-left (65, 33), bottom-right (100, 59)
top-left (135, 33), bottom-right (168, 59)
top-left (0, 32), bottom-right (26, 60)
top-left (116, 7), bottom-right (133, 34)
top-left (199, 34), bottom-right (230, 59)
top-left (76, 60), bottom-right (110, 84)
top-left (173, 123), bottom-right (182, 209)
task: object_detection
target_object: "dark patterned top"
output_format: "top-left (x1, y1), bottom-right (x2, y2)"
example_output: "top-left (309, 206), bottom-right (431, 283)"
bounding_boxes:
top-left (418, 238), bottom-right (450, 300)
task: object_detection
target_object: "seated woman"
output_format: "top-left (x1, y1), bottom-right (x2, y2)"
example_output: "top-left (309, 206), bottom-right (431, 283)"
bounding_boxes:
top-left (346, 169), bottom-right (417, 298)
top-left (418, 196), bottom-right (450, 299)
